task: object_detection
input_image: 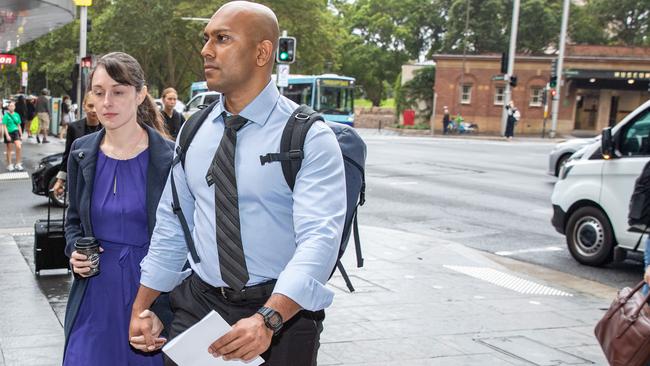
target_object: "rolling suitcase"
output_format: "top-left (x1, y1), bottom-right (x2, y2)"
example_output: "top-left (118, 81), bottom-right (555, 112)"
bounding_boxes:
top-left (34, 193), bottom-right (70, 275)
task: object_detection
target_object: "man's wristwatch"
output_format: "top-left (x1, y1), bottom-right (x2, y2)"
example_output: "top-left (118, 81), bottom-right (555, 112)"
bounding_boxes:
top-left (256, 306), bottom-right (283, 335)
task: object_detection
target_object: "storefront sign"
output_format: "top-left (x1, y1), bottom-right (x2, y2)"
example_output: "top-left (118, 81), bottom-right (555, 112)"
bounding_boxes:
top-left (565, 69), bottom-right (650, 80)
top-left (0, 54), bottom-right (16, 65)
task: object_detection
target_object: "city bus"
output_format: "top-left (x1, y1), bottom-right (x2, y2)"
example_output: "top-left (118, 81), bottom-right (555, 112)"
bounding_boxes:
top-left (277, 74), bottom-right (355, 126)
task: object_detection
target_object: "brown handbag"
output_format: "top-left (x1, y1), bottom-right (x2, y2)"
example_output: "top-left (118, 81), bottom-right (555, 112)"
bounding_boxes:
top-left (595, 281), bottom-right (650, 366)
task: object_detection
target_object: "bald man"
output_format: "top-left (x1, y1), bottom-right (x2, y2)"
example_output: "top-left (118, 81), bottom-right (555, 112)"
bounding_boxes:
top-left (129, 2), bottom-right (347, 365)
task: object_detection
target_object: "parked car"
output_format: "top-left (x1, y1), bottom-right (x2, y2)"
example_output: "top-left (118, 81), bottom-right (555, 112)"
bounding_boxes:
top-left (31, 152), bottom-right (66, 207)
top-left (183, 91), bottom-right (220, 119)
top-left (547, 137), bottom-right (596, 176)
top-left (551, 99), bottom-right (650, 266)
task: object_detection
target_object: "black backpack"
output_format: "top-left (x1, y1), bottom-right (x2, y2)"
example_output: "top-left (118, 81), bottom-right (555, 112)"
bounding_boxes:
top-left (627, 160), bottom-right (650, 250)
top-left (170, 102), bottom-right (366, 292)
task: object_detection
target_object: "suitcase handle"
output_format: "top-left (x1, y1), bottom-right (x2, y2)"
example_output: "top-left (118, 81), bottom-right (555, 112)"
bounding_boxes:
top-left (46, 186), bottom-right (67, 235)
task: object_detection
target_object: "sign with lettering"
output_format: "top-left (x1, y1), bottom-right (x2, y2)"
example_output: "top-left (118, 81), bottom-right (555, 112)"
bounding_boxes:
top-left (0, 54), bottom-right (16, 65)
top-left (73, 0), bottom-right (92, 6)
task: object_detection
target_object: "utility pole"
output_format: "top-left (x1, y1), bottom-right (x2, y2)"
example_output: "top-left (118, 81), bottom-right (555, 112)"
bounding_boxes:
top-left (77, 4), bottom-right (88, 115)
top-left (500, 0), bottom-right (520, 136)
top-left (550, 0), bottom-right (570, 138)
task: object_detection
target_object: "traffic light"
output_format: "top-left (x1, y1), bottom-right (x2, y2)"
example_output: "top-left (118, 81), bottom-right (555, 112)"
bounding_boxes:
top-left (509, 75), bottom-right (517, 87)
top-left (87, 19), bottom-right (92, 32)
top-left (550, 58), bottom-right (558, 88)
top-left (550, 88), bottom-right (557, 97)
top-left (500, 52), bottom-right (508, 74)
top-left (276, 37), bottom-right (296, 64)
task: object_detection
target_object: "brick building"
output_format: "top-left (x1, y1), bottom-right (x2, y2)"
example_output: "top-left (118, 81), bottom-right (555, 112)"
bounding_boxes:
top-left (427, 45), bottom-right (650, 136)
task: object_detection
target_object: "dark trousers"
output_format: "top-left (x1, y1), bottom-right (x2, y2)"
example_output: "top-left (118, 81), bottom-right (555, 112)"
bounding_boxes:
top-left (165, 274), bottom-right (324, 366)
top-left (505, 119), bottom-right (515, 137)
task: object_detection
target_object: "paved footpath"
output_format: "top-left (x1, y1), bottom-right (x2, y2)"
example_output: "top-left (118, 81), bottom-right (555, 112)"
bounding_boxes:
top-left (0, 224), bottom-right (615, 365)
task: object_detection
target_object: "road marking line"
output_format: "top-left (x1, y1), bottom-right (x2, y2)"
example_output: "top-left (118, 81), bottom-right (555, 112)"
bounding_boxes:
top-left (388, 181), bottom-right (418, 185)
top-left (495, 246), bottom-right (563, 256)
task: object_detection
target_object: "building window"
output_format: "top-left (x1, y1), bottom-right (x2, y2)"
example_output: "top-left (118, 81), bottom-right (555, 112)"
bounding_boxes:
top-left (494, 86), bottom-right (505, 105)
top-left (530, 87), bottom-right (543, 107)
top-left (460, 84), bottom-right (472, 104)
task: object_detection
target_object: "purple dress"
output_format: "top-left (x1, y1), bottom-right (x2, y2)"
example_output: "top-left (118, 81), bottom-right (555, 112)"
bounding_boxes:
top-left (64, 149), bottom-right (163, 366)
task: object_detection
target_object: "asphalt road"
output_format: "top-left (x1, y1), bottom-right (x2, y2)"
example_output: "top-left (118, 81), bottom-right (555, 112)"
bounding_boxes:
top-left (358, 130), bottom-right (642, 288)
top-left (0, 131), bottom-right (642, 292)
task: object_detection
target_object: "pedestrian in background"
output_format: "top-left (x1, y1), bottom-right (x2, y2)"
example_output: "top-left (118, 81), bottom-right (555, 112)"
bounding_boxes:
top-left (504, 100), bottom-right (520, 140)
top-left (51, 91), bottom-right (102, 197)
top-left (25, 95), bottom-right (36, 140)
top-left (160, 87), bottom-right (185, 139)
top-left (442, 106), bottom-right (450, 134)
top-left (35, 88), bottom-right (51, 143)
top-left (59, 95), bottom-right (73, 139)
top-left (129, 2), bottom-right (346, 364)
top-left (2, 101), bottom-right (23, 171)
top-left (62, 52), bottom-right (172, 366)
top-left (14, 95), bottom-right (28, 134)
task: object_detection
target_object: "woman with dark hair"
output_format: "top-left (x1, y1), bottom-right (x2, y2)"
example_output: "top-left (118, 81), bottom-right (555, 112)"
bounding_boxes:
top-left (63, 52), bottom-right (172, 366)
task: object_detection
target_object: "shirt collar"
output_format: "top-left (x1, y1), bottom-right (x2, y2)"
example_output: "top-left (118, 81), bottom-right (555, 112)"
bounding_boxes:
top-left (216, 79), bottom-right (279, 126)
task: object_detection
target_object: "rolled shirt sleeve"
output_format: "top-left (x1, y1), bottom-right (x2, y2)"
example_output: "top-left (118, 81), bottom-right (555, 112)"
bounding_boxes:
top-left (140, 164), bottom-right (193, 292)
top-left (272, 122), bottom-right (347, 311)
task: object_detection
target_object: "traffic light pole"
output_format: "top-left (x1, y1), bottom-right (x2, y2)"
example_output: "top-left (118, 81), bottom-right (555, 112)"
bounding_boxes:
top-left (77, 5), bottom-right (88, 118)
top-left (500, 0), bottom-right (520, 136)
top-left (550, 0), bottom-right (570, 138)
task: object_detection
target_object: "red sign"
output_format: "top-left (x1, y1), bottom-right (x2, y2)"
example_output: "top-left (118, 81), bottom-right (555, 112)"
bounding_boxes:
top-left (0, 54), bottom-right (17, 65)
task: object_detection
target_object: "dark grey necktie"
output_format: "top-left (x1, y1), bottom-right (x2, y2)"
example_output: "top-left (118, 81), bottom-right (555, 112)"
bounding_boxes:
top-left (206, 113), bottom-right (249, 290)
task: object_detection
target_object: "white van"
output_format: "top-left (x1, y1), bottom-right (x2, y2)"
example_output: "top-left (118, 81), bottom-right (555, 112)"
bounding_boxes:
top-left (551, 99), bottom-right (650, 266)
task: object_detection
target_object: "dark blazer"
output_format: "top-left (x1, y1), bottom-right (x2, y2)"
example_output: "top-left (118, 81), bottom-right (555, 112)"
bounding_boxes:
top-left (63, 124), bottom-right (174, 352)
top-left (60, 118), bottom-right (101, 175)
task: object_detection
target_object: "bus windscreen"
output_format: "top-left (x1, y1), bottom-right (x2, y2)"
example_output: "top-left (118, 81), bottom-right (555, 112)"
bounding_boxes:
top-left (318, 79), bottom-right (353, 115)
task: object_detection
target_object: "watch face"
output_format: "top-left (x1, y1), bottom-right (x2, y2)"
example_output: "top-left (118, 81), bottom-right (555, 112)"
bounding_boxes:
top-left (268, 312), bottom-right (283, 328)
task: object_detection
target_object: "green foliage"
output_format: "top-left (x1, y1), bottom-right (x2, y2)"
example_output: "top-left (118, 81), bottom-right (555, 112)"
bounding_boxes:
top-left (6, 0), bottom-right (650, 103)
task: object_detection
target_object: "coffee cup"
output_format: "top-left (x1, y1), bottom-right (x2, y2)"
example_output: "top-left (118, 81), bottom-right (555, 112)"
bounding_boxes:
top-left (74, 237), bottom-right (100, 276)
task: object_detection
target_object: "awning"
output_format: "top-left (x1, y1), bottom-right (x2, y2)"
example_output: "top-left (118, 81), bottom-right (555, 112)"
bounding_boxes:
top-left (0, 0), bottom-right (75, 52)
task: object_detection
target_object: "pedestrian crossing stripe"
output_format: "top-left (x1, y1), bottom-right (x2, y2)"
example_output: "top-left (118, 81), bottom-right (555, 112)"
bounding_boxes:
top-left (444, 265), bottom-right (573, 297)
top-left (0, 172), bottom-right (29, 181)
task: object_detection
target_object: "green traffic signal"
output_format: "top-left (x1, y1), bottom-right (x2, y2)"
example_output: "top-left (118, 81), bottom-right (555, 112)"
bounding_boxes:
top-left (280, 52), bottom-right (289, 61)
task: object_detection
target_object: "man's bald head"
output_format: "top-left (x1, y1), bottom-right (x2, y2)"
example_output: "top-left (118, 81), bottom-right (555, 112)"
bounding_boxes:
top-left (214, 1), bottom-right (279, 52)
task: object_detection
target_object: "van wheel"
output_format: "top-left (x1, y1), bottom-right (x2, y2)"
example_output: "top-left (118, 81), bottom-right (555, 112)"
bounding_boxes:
top-left (555, 154), bottom-right (571, 177)
top-left (566, 206), bottom-right (614, 266)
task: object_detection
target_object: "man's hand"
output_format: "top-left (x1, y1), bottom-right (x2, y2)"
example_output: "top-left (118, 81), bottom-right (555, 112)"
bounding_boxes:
top-left (129, 309), bottom-right (167, 352)
top-left (52, 179), bottom-right (65, 197)
top-left (69, 247), bottom-right (103, 277)
top-left (208, 314), bottom-right (272, 362)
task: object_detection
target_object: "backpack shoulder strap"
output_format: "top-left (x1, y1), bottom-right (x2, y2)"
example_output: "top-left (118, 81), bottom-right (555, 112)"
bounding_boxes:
top-left (169, 99), bottom-right (220, 264)
top-left (258, 104), bottom-right (322, 191)
top-left (176, 100), bottom-right (219, 169)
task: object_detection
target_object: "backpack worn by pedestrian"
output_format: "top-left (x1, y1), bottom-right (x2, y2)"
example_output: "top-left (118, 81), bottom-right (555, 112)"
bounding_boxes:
top-left (627, 160), bottom-right (650, 251)
top-left (170, 102), bottom-right (366, 292)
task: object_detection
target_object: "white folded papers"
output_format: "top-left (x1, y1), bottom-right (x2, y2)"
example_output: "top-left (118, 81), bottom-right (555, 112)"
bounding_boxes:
top-left (162, 310), bottom-right (264, 366)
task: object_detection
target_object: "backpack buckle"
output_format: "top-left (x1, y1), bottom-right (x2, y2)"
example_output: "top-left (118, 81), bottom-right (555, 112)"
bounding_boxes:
top-left (288, 149), bottom-right (304, 160)
top-left (295, 113), bottom-right (310, 121)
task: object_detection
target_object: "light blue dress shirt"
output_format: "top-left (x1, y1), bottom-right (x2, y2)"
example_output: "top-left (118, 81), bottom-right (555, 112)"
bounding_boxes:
top-left (141, 79), bottom-right (347, 311)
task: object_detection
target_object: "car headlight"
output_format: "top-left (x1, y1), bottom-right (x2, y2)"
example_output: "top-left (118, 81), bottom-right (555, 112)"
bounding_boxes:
top-left (38, 162), bottom-right (47, 169)
top-left (559, 164), bottom-right (574, 180)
